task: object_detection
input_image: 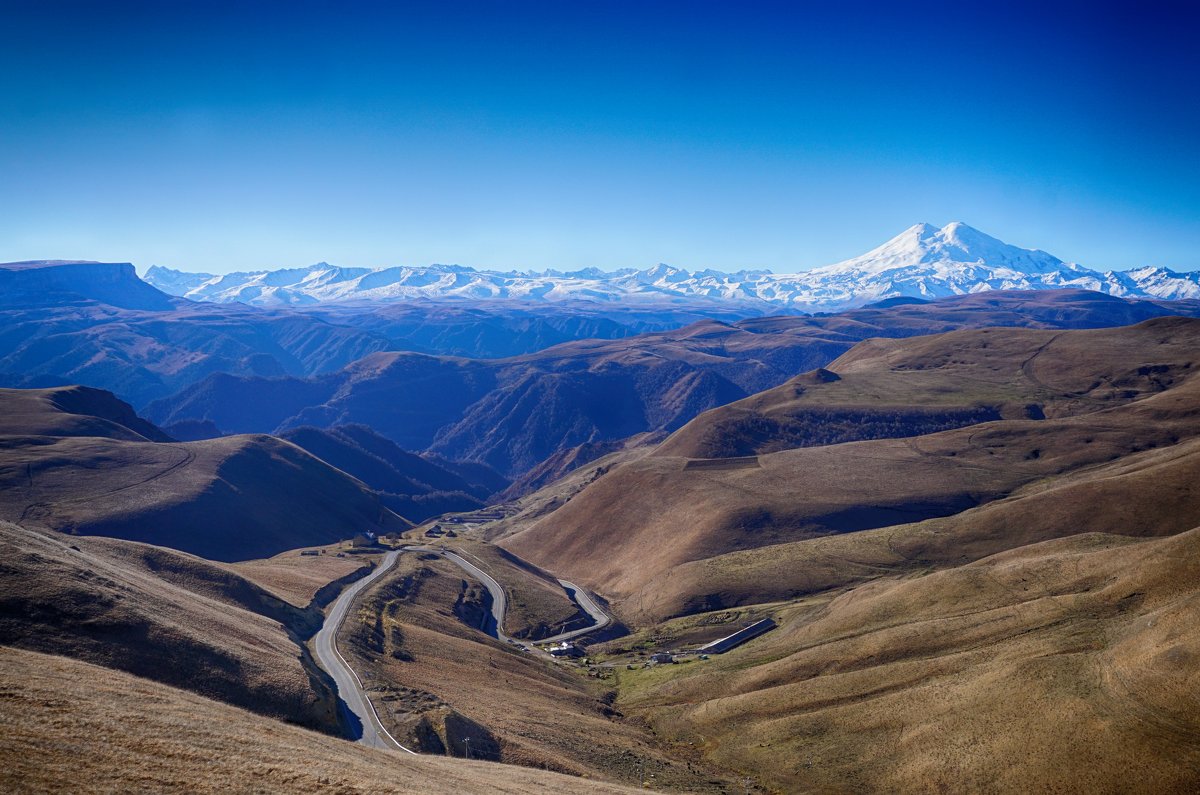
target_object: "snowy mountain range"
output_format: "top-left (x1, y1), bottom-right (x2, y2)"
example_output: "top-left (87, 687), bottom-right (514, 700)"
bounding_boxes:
top-left (144, 222), bottom-right (1200, 310)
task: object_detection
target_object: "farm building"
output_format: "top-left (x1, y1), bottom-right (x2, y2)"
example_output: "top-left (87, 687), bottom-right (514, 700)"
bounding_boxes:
top-left (698, 618), bottom-right (777, 654)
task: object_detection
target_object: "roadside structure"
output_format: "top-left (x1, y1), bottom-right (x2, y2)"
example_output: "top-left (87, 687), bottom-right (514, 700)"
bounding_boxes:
top-left (698, 618), bottom-right (777, 654)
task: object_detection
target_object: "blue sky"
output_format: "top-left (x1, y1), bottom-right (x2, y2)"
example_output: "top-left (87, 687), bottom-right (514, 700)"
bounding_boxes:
top-left (3, 0), bottom-right (1198, 273)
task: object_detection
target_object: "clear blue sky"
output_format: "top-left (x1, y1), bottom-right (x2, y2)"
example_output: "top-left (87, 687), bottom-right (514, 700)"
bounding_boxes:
top-left (3, 0), bottom-right (1198, 273)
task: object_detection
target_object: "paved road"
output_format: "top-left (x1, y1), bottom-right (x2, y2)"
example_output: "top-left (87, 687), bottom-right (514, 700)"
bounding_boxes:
top-left (400, 545), bottom-right (532, 647)
top-left (539, 579), bottom-right (612, 644)
top-left (407, 546), bottom-right (612, 647)
top-left (312, 544), bottom-right (614, 753)
top-left (311, 550), bottom-right (416, 754)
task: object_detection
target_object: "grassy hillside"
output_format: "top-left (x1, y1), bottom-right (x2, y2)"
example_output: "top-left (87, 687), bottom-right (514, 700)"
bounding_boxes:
top-left (0, 521), bottom-right (338, 730)
top-left (614, 527), bottom-right (1200, 793)
top-left (657, 318), bottom-right (1199, 458)
top-left (278, 424), bottom-right (504, 521)
top-left (0, 646), bottom-right (644, 794)
top-left (636, 429), bottom-right (1200, 621)
top-left (225, 543), bottom-right (376, 607)
top-left (0, 385), bottom-right (174, 441)
top-left (497, 319), bottom-right (1200, 622)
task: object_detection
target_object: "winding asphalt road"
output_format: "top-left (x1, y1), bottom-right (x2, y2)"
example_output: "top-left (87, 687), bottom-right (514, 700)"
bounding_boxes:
top-left (312, 544), bottom-right (613, 752)
top-left (311, 550), bottom-right (416, 754)
top-left (421, 546), bottom-right (611, 646)
top-left (544, 579), bottom-right (612, 644)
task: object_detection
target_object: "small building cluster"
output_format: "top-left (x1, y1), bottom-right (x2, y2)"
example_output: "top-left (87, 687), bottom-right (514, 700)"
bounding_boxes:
top-left (348, 530), bottom-right (377, 548)
top-left (546, 642), bottom-right (584, 658)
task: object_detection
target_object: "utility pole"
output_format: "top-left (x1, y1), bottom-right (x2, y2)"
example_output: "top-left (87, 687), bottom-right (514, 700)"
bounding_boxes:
top-left (463, 736), bottom-right (472, 760)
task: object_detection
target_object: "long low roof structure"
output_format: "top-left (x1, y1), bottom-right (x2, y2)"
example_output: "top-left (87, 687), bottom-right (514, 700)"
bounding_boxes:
top-left (698, 617), bottom-right (777, 654)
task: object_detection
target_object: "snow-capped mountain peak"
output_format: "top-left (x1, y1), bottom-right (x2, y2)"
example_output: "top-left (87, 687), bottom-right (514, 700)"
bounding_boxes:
top-left (813, 221), bottom-right (1065, 278)
top-left (142, 223), bottom-right (1198, 310)
top-left (1104, 265), bottom-right (1200, 300)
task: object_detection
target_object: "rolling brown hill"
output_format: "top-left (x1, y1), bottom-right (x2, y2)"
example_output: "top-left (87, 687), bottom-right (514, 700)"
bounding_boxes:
top-left (0, 520), bottom-right (338, 731)
top-left (0, 646), bottom-right (644, 794)
top-left (495, 318), bottom-right (1200, 623)
top-left (471, 318), bottom-right (1200, 792)
top-left (657, 317), bottom-right (1199, 458)
top-left (614, 526), bottom-right (1200, 793)
top-left (496, 432), bottom-right (665, 501)
top-left (0, 386), bottom-right (407, 560)
top-left (0, 384), bottom-right (175, 442)
top-left (144, 289), bottom-right (1200, 480)
top-left (631, 422), bottom-right (1200, 622)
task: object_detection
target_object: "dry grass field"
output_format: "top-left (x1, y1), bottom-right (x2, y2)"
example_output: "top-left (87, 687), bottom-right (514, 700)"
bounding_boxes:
top-left (0, 646), bottom-right (644, 794)
top-left (615, 528), bottom-right (1200, 793)
top-left (0, 385), bottom-right (172, 441)
top-left (226, 544), bottom-right (375, 607)
top-left (658, 318), bottom-right (1200, 459)
top-left (630, 430), bottom-right (1200, 620)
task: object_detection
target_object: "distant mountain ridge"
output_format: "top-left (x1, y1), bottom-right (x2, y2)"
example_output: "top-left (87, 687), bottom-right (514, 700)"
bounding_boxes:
top-left (143, 222), bottom-right (1200, 309)
top-left (0, 263), bottom-right (396, 407)
top-left (143, 289), bottom-right (1200, 482)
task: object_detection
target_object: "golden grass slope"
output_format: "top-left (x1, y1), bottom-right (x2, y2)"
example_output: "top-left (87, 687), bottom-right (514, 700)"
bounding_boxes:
top-left (225, 544), bottom-right (374, 607)
top-left (657, 317), bottom-right (1200, 458)
top-left (498, 319), bottom-right (1200, 623)
top-left (636, 432), bottom-right (1200, 620)
top-left (621, 527), bottom-right (1200, 793)
top-left (0, 646), bottom-right (643, 795)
